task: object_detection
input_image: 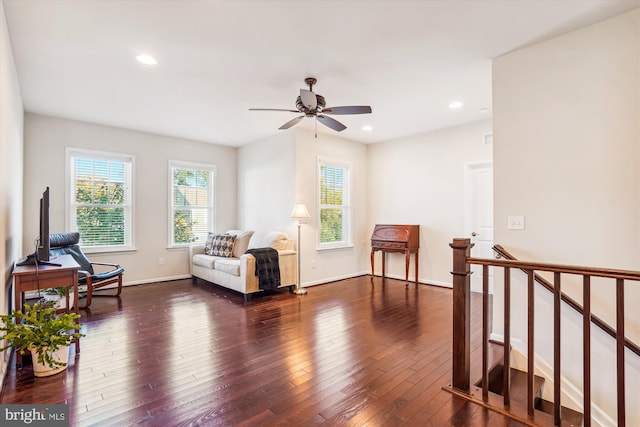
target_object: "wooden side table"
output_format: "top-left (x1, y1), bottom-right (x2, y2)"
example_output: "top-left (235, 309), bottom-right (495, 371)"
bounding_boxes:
top-left (371, 246), bottom-right (419, 284)
top-left (370, 224), bottom-right (420, 284)
top-left (12, 254), bottom-right (80, 368)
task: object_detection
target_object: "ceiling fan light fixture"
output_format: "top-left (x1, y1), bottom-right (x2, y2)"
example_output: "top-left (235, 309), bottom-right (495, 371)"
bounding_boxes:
top-left (250, 77), bottom-right (371, 133)
top-left (136, 54), bottom-right (158, 65)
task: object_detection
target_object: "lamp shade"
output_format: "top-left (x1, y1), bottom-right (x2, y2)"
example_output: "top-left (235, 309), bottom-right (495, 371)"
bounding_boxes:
top-left (291, 203), bottom-right (311, 219)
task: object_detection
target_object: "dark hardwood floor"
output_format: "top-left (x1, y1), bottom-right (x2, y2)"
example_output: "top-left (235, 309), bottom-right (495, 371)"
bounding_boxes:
top-left (1, 276), bottom-right (525, 426)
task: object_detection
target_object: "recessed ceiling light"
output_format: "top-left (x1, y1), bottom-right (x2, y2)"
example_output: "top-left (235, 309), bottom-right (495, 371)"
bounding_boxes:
top-left (449, 101), bottom-right (463, 109)
top-left (362, 125), bottom-right (373, 132)
top-left (136, 54), bottom-right (157, 65)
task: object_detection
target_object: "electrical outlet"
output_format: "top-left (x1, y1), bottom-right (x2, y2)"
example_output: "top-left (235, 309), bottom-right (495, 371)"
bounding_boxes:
top-left (159, 257), bottom-right (165, 266)
top-left (507, 216), bottom-right (525, 230)
top-left (311, 259), bottom-right (316, 269)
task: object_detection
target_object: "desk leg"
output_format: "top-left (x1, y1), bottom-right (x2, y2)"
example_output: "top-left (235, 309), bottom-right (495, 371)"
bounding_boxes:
top-left (73, 271), bottom-right (80, 354)
top-left (415, 250), bottom-right (419, 285)
top-left (405, 250), bottom-right (410, 284)
top-left (370, 249), bottom-right (375, 278)
top-left (13, 280), bottom-right (23, 369)
top-left (382, 252), bottom-right (386, 280)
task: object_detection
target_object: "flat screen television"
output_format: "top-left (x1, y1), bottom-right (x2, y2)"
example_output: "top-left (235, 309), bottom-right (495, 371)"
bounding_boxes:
top-left (36, 186), bottom-right (50, 262)
top-left (17, 187), bottom-right (59, 266)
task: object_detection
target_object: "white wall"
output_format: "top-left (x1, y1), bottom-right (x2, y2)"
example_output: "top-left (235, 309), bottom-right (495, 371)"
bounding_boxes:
top-left (367, 120), bottom-right (492, 287)
top-left (238, 128), bottom-right (370, 287)
top-left (23, 114), bottom-right (237, 284)
top-left (493, 9), bottom-right (640, 424)
top-left (294, 129), bottom-right (369, 286)
top-left (237, 132), bottom-right (296, 234)
top-left (0, 0), bottom-right (24, 391)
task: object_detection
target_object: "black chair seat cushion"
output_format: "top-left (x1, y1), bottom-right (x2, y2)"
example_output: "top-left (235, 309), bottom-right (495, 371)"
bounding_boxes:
top-left (50, 232), bottom-right (125, 283)
top-left (47, 232), bottom-right (124, 308)
top-left (79, 267), bottom-right (125, 284)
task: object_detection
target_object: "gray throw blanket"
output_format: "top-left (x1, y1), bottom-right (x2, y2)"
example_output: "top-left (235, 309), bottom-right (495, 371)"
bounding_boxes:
top-left (245, 248), bottom-right (281, 290)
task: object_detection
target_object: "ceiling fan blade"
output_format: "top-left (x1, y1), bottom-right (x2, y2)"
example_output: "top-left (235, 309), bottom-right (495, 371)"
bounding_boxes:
top-left (317, 115), bottom-right (347, 132)
top-left (300, 89), bottom-right (317, 110)
top-left (249, 108), bottom-right (299, 112)
top-left (322, 106), bottom-right (372, 115)
top-left (279, 115), bottom-right (305, 130)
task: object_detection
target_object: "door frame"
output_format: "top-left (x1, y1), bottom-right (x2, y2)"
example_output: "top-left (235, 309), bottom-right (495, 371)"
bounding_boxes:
top-left (463, 161), bottom-right (493, 293)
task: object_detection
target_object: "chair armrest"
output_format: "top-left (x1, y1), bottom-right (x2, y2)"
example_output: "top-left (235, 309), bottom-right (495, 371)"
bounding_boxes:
top-left (90, 261), bottom-right (121, 268)
top-left (77, 269), bottom-right (92, 280)
top-left (189, 244), bottom-right (205, 257)
top-left (278, 249), bottom-right (296, 256)
top-left (240, 249), bottom-right (297, 288)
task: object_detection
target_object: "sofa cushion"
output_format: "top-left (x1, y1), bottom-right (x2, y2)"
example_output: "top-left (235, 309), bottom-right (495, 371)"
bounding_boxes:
top-left (192, 254), bottom-right (217, 269)
top-left (214, 258), bottom-right (241, 276)
top-left (248, 231), bottom-right (289, 251)
top-left (226, 230), bottom-right (255, 258)
top-left (205, 233), bottom-right (236, 257)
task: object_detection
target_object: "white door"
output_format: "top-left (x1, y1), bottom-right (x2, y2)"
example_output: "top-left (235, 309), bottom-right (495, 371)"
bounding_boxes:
top-left (465, 163), bottom-right (494, 293)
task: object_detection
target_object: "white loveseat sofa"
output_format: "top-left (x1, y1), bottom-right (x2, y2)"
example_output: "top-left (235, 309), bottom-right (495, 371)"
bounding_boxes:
top-left (189, 230), bottom-right (297, 300)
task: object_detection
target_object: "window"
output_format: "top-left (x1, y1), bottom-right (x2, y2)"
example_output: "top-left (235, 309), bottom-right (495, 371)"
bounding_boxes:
top-left (318, 157), bottom-right (351, 249)
top-left (66, 148), bottom-right (134, 252)
top-left (169, 161), bottom-right (215, 247)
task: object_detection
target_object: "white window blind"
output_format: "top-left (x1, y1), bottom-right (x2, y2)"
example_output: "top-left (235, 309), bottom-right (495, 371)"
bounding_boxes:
top-left (67, 149), bottom-right (134, 251)
top-left (318, 157), bottom-right (351, 248)
top-left (169, 161), bottom-right (215, 247)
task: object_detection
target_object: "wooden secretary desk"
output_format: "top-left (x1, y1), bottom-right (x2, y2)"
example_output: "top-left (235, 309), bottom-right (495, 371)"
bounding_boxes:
top-left (370, 224), bottom-right (420, 284)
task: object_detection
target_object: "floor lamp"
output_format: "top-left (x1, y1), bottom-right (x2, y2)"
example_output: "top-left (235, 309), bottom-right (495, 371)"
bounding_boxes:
top-left (291, 203), bottom-right (311, 295)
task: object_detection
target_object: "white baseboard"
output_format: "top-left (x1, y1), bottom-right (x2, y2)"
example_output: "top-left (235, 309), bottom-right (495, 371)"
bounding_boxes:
top-left (302, 271), bottom-right (368, 287)
top-left (369, 272), bottom-right (453, 289)
top-left (121, 274), bottom-right (192, 287)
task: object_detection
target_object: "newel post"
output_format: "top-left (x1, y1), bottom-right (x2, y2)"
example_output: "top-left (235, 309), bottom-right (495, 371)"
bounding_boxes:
top-left (450, 238), bottom-right (474, 391)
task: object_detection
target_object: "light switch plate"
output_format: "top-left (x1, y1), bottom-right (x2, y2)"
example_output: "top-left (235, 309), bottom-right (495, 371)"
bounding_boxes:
top-left (508, 215), bottom-right (525, 230)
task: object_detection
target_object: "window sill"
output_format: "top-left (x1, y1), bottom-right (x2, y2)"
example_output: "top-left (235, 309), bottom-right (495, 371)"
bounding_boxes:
top-left (316, 243), bottom-right (354, 252)
top-left (82, 247), bottom-right (136, 255)
top-left (166, 245), bottom-right (192, 250)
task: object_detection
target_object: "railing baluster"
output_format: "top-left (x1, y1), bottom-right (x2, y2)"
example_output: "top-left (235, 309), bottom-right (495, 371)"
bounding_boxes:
top-left (583, 275), bottom-right (591, 427)
top-left (554, 272), bottom-right (561, 426)
top-left (527, 270), bottom-right (535, 415)
top-left (616, 278), bottom-right (625, 427)
top-left (482, 264), bottom-right (489, 401)
top-left (504, 267), bottom-right (511, 406)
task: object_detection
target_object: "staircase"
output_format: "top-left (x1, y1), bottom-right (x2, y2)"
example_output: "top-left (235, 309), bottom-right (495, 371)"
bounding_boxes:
top-left (480, 363), bottom-right (584, 426)
top-left (445, 238), bottom-right (640, 426)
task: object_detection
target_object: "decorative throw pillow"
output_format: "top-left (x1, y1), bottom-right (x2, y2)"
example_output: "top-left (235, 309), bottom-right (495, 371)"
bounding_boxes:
top-left (231, 231), bottom-right (254, 258)
top-left (248, 231), bottom-right (288, 250)
top-left (204, 232), bottom-right (216, 255)
top-left (209, 234), bottom-right (236, 257)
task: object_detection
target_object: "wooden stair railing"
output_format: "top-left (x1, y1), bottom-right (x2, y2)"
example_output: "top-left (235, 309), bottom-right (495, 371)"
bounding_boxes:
top-left (446, 238), bottom-right (640, 427)
top-left (493, 244), bottom-right (640, 358)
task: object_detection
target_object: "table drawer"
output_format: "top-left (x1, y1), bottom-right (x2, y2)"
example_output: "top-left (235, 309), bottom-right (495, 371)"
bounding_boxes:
top-left (372, 240), bottom-right (407, 249)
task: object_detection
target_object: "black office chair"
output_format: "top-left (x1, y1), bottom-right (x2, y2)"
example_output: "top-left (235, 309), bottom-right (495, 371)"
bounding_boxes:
top-left (49, 232), bottom-right (125, 309)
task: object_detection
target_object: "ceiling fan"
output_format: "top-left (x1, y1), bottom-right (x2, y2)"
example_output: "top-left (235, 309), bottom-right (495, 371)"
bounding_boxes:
top-left (249, 77), bottom-right (372, 134)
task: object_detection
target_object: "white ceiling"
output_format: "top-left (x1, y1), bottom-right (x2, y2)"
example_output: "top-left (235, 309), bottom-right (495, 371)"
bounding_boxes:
top-left (3, 0), bottom-right (639, 147)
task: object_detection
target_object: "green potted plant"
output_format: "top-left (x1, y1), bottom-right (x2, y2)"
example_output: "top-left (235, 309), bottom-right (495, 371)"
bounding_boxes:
top-left (0, 301), bottom-right (84, 377)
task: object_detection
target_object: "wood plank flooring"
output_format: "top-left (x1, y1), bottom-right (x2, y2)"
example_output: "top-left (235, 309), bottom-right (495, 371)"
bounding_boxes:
top-left (1, 276), bottom-right (525, 426)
